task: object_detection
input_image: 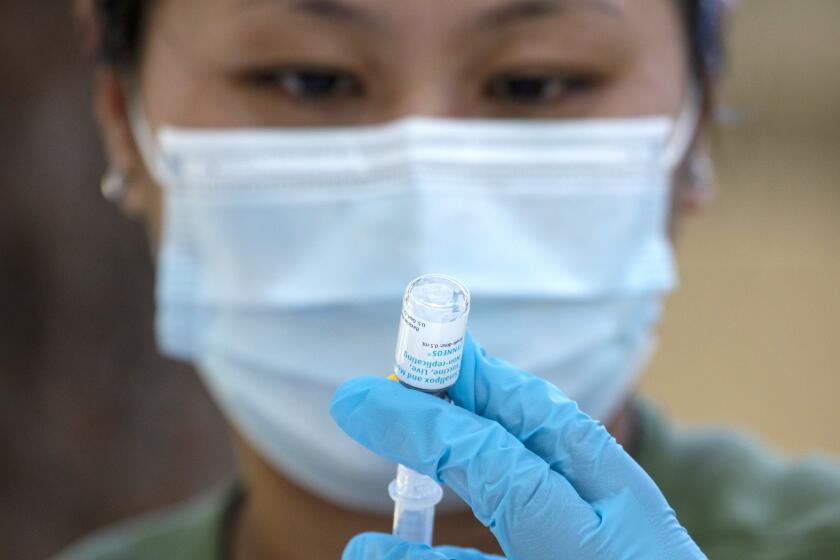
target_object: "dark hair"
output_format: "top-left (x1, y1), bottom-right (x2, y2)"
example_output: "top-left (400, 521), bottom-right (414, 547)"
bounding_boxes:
top-left (94, 0), bottom-right (725, 91)
top-left (95, 0), bottom-right (146, 69)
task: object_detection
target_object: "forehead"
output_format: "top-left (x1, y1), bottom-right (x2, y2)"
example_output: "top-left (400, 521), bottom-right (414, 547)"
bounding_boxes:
top-left (152, 0), bottom-right (684, 59)
top-left (173, 0), bottom-right (675, 32)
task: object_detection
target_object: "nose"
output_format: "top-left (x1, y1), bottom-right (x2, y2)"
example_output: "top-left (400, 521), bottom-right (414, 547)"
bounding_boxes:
top-left (382, 77), bottom-right (481, 121)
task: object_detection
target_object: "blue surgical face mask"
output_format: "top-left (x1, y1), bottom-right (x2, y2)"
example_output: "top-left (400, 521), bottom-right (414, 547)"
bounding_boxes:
top-left (133, 104), bottom-right (697, 513)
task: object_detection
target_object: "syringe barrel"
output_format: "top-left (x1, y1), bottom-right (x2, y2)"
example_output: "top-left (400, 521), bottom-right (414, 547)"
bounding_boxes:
top-left (389, 464), bottom-right (443, 545)
top-left (393, 274), bottom-right (471, 393)
top-left (392, 500), bottom-right (437, 545)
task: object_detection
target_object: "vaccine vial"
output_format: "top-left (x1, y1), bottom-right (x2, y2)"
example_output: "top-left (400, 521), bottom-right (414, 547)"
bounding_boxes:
top-left (389, 274), bottom-right (470, 545)
top-left (393, 274), bottom-right (471, 395)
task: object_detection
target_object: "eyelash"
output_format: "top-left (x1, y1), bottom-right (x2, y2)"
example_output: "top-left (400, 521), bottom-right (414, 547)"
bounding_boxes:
top-left (483, 72), bottom-right (594, 104)
top-left (246, 66), bottom-right (366, 100)
top-left (244, 66), bottom-right (595, 105)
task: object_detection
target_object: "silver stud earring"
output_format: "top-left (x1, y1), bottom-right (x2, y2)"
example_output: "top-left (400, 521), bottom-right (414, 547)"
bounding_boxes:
top-left (689, 155), bottom-right (715, 185)
top-left (687, 155), bottom-right (716, 202)
top-left (100, 165), bottom-right (127, 203)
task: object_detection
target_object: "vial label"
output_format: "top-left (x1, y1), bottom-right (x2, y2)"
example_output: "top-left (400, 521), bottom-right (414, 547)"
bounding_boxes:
top-left (394, 307), bottom-right (469, 392)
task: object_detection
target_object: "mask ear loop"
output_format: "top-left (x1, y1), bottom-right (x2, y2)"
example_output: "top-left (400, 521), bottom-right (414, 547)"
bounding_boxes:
top-left (661, 86), bottom-right (703, 173)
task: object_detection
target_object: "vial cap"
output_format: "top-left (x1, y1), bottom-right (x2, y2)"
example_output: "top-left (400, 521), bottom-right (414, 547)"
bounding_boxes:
top-left (404, 275), bottom-right (470, 324)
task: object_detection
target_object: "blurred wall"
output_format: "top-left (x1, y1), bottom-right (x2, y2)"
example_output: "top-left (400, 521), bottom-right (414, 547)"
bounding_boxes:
top-left (642, 0), bottom-right (840, 455)
top-left (0, 3), bottom-right (234, 560)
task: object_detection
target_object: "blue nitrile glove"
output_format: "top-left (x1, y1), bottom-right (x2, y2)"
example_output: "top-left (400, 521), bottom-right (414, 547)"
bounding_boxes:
top-left (331, 332), bottom-right (705, 560)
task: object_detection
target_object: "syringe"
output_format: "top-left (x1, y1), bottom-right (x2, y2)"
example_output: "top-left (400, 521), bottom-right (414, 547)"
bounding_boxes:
top-left (390, 274), bottom-right (470, 545)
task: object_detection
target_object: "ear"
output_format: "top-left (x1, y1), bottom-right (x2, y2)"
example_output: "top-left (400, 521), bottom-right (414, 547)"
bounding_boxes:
top-left (672, 97), bottom-right (716, 214)
top-left (93, 66), bottom-right (156, 219)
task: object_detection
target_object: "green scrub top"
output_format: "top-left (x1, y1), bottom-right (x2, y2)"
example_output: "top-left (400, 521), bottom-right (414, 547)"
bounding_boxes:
top-left (55, 402), bottom-right (840, 559)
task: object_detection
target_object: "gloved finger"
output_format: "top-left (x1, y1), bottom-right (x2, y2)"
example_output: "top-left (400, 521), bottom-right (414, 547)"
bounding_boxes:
top-left (450, 331), bottom-right (657, 504)
top-left (341, 532), bottom-right (448, 560)
top-left (342, 532), bottom-right (505, 560)
top-left (331, 377), bottom-right (599, 558)
top-left (435, 545), bottom-right (506, 560)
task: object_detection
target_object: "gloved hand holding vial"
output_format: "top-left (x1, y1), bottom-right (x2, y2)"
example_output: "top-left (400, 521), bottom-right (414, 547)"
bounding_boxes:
top-left (332, 332), bottom-right (707, 560)
top-left (389, 274), bottom-right (470, 545)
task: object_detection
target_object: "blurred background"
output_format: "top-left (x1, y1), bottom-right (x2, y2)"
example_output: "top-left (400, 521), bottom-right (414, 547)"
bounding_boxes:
top-left (641, 0), bottom-right (840, 455)
top-left (0, 1), bottom-right (837, 559)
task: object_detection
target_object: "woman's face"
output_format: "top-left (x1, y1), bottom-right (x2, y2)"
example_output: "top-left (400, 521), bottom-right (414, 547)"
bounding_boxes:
top-left (100, 0), bottom-right (694, 239)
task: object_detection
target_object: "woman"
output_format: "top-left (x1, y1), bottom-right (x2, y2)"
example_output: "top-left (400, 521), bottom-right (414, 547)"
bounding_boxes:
top-left (61, 0), bottom-right (840, 558)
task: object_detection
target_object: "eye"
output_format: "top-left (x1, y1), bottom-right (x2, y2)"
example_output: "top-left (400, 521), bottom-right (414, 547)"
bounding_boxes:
top-left (247, 67), bottom-right (365, 100)
top-left (484, 72), bottom-right (592, 105)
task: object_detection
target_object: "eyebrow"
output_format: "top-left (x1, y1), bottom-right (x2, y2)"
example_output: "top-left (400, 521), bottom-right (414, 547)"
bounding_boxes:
top-left (478, 0), bottom-right (622, 28)
top-left (238, 0), bottom-right (620, 29)
top-left (239, 0), bottom-right (385, 28)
